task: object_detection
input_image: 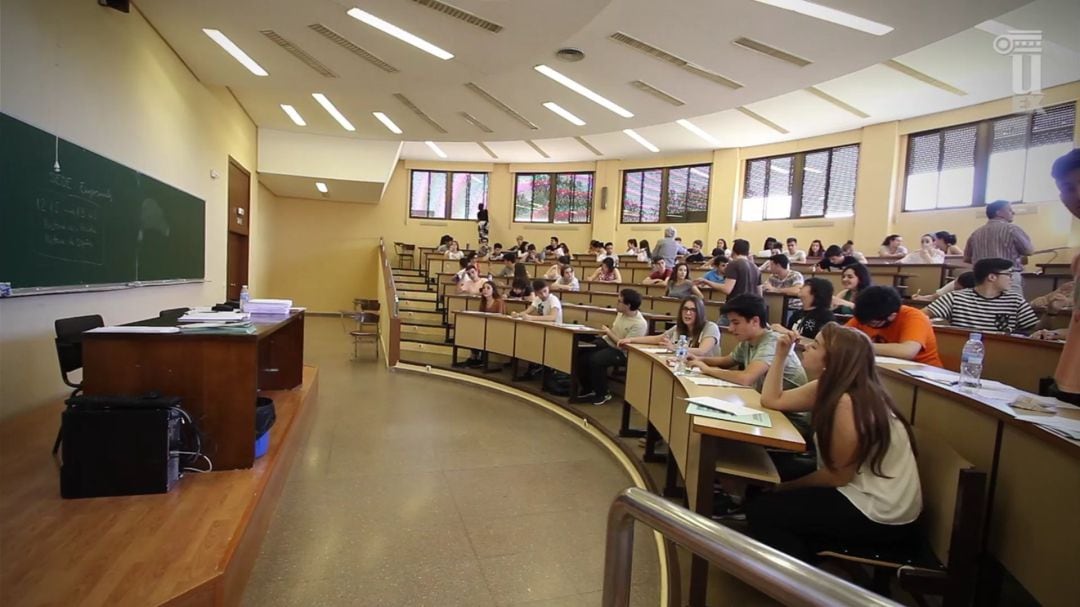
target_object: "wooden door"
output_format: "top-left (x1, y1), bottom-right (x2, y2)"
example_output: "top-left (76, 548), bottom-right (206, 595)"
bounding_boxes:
top-left (226, 159), bottom-right (250, 301)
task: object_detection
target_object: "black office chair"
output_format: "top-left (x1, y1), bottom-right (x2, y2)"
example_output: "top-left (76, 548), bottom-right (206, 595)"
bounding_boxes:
top-left (52, 315), bottom-right (104, 454)
top-left (158, 307), bottom-right (189, 321)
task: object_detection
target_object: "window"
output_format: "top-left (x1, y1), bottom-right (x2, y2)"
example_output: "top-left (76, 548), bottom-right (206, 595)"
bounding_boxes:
top-left (903, 102), bottom-right (1075, 211)
top-left (740, 144), bottom-right (859, 221)
top-left (513, 172), bottom-right (593, 223)
top-left (621, 164), bottom-right (710, 223)
top-left (409, 170), bottom-right (488, 220)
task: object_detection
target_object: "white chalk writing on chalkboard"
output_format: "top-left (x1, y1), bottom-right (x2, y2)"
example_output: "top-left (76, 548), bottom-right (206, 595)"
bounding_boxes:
top-left (34, 190), bottom-right (104, 265)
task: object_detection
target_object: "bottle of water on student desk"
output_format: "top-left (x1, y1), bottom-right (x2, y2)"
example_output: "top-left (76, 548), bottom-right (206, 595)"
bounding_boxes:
top-left (239, 285), bottom-right (250, 313)
top-left (674, 335), bottom-right (689, 375)
top-left (959, 333), bottom-right (984, 392)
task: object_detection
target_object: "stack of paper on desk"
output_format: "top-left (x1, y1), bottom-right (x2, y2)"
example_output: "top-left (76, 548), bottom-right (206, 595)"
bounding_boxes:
top-left (88, 326), bottom-right (180, 334)
top-left (246, 299), bottom-right (293, 315)
top-left (686, 396), bottom-right (759, 417)
top-left (1015, 415), bottom-right (1080, 440)
top-left (179, 310), bottom-right (248, 322)
top-left (686, 402), bottom-right (773, 428)
top-left (178, 321), bottom-right (256, 334)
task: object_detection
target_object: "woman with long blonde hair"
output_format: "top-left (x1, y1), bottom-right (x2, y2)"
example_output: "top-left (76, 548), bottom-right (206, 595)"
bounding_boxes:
top-left (746, 323), bottom-right (922, 563)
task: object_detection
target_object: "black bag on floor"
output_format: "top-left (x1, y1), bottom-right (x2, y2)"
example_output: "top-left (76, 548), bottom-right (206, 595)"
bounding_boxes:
top-left (543, 370), bottom-right (571, 396)
top-left (255, 396), bottom-right (276, 439)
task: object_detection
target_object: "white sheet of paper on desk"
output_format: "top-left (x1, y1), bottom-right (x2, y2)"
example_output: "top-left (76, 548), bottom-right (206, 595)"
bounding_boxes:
top-left (874, 356), bottom-right (921, 366)
top-left (1015, 415), bottom-right (1080, 439)
top-left (685, 396), bottom-right (758, 417)
top-left (638, 347), bottom-right (670, 353)
top-left (87, 326), bottom-right (181, 334)
top-left (686, 376), bottom-right (752, 389)
top-left (901, 367), bottom-right (960, 383)
top-left (686, 403), bottom-right (773, 428)
top-left (180, 311), bottom-right (248, 322)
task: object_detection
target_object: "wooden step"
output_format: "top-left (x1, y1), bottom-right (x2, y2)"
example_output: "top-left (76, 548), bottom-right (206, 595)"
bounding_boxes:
top-left (398, 309), bottom-right (443, 324)
top-left (399, 301), bottom-right (438, 312)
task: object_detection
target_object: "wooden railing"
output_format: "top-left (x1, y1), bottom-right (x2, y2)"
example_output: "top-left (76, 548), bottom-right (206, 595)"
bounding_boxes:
top-left (377, 239), bottom-right (401, 366)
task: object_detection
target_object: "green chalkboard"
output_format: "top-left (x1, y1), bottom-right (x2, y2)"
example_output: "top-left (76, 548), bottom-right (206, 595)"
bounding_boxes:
top-left (0, 112), bottom-right (205, 290)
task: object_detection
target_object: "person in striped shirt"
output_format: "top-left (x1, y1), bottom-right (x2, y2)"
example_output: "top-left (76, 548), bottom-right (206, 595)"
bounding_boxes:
top-left (923, 258), bottom-right (1039, 334)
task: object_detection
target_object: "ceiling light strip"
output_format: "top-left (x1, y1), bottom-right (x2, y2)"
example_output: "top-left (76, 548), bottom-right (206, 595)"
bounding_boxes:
top-left (805, 86), bottom-right (869, 118)
top-left (542, 102), bottom-right (586, 126)
top-left (280, 104), bottom-right (307, 126)
top-left (623, 129), bottom-right (659, 153)
top-left (260, 30), bottom-right (337, 77)
top-left (609, 33), bottom-right (742, 90)
top-left (460, 112), bottom-right (494, 133)
top-left (346, 8), bottom-right (454, 60)
top-left (676, 119), bottom-right (720, 146)
top-left (736, 107), bottom-right (789, 134)
top-left (574, 136), bottom-right (603, 157)
top-left (425, 141), bottom-right (448, 158)
top-left (751, 0), bottom-right (893, 36)
top-left (883, 60), bottom-right (967, 96)
top-left (525, 140), bottom-right (550, 159)
top-left (202, 29), bottom-right (268, 76)
top-left (312, 93), bottom-right (356, 131)
top-left (410, 0), bottom-right (503, 33)
top-left (464, 83), bottom-right (539, 129)
top-left (732, 37), bottom-right (811, 67)
top-left (476, 142), bottom-right (499, 159)
top-left (392, 93), bottom-right (448, 133)
top-left (373, 112), bottom-right (403, 134)
top-left (534, 65), bottom-right (634, 118)
top-left (308, 24), bottom-right (399, 73)
top-left (629, 81), bottom-right (685, 107)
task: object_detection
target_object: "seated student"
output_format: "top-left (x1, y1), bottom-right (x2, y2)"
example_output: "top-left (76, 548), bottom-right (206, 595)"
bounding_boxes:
top-left (806, 239), bottom-right (825, 259)
top-left (816, 245), bottom-right (857, 271)
top-left (847, 286), bottom-right (943, 367)
top-left (784, 238), bottom-right (807, 263)
top-left (491, 242), bottom-right (504, 259)
top-left (476, 237), bottom-right (491, 259)
top-left (620, 296), bottom-right (721, 357)
top-left (452, 257), bottom-right (471, 283)
top-left (514, 234), bottom-right (525, 253)
top-left (762, 255), bottom-right (805, 304)
top-left (436, 234), bottom-right (453, 253)
top-left (694, 255), bottom-right (728, 290)
top-left (589, 257), bottom-right (623, 283)
top-left (457, 265), bottom-right (484, 294)
top-left (463, 280), bottom-right (507, 367)
top-left (685, 240), bottom-right (707, 264)
top-left (878, 234), bottom-right (908, 258)
top-left (685, 294), bottom-right (808, 392)
top-left (666, 262), bottom-right (704, 299)
top-left (523, 243), bottom-right (542, 263)
top-left (711, 238), bottom-right (730, 258)
top-left (842, 241), bottom-right (869, 264)
top-left (596, 242), bottom-right (617, 263)
top-left (512, 279), bottom-right (562, 323)
top-left (625, 238), bottom-right (639, 256)
top-left (912, 271), bottom-right (976, 303)
top-left (756, 237), bottom-right (782, 259)
top-left (497, 255), bottom-right (516, 278)
top-left (550, 264), bottom-right (581, 292)
top-left (637, 239), bottom-right (652, 263)
top-left (507, 277), bottom-right (533, 299)
top-left (577, 288), bottom-right (649, 406)
top-left (746, 323), bottom-right (922, 564)
top-left (545, 255), bottom-right (571, 280)
top-left (642, 258), bottom-right (672, 285)
top-left (832, 263), bottom-right (872, 315)
top-left (787, 277), bottom-right (835, 339)
top-left (934, 231), bottom-right (963, 256)
top-left (445, 240), bottom-right (464, 260)
top-left (544, 236), bottom-right (561, 257)
top-left (899, 234), bottom-right (945, 264)
top-left (924, 258), bottom-right (1038, 334)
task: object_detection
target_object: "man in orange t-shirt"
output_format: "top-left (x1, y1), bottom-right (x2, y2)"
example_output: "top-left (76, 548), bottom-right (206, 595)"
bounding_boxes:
top-left (846, 286), bottom-right (944, 367)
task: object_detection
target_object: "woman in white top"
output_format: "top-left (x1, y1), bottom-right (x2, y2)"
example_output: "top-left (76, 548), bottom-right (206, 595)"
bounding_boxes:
top-left (619, 296), bottom-right (721, 357)
top-left (746, 323), bottom-right (922, 563)
top-left (877, 235), bottom-right (908, 258)
top-left (899, 233), bottom-right (946, 264)
top-left (445, 240), bottom-right (464, 260)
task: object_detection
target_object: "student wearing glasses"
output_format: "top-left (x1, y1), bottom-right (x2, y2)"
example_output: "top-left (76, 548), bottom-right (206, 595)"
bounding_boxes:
top-left (846, 286), bottom-right (943, 367)
top-left (924, 258), bottom-right (1038, 334)
top-left (577, 289), bottom-right (649, 406)
top-left (619, 296), bottom-right (721, 357)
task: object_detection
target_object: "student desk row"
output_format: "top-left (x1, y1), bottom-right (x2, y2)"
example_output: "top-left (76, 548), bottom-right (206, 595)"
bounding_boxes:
top-left (932, 326), bottom-right (1064, 394)
top-left (878, 361), bottom-right (1078, 607)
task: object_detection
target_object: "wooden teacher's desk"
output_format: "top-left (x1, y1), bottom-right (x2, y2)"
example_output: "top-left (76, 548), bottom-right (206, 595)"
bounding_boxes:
top-left (82, 310), bottom-right (305, 471)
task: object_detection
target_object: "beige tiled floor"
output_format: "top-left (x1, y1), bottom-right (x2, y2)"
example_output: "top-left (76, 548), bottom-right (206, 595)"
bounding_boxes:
top-left (242, 317), bottom-right (660, 606)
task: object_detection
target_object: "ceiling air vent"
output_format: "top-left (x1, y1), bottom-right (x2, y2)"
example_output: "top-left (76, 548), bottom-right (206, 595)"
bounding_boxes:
top-left (460, 112), bottom-right (494, 133)
top-left (476, 142), bottom-right (498, 159)
top-left (732, 37), bottom-right (811, 67)
top-left (630, 81), bottom-right (685, 106)
top-left (308, 24), bottom-right (399, 73)
top-left (261, 30), bottom-right (338, 77)
top-left (574, 136), bottom-right (603, 157)
top-left (556, 48), bottom-right (585, 62)
top-left (525, 140), bottom-right (550, 159)
top-left (464, 83), bottom-right (539, 130)
top-left (392, 93), bottom-right (448, 133)
top-left (410, 0), bottom-right (503, 33)
top-left (610, 32), bottom-right (742, 89)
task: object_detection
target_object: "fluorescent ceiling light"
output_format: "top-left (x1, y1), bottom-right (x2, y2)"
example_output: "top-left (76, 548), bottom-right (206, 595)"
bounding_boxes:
top-left (280, 104), bottom-right (306, 126)
top-left (542, 102), bottom-right (586, 126)
top-left (373, 112), bottom-right (403, 134)
top-left (315, 182), bottom-right (329, 193)
top-left (752, 0), bottom-right (893, 36)
top-left (534, 65), bottom-right (633, 118)
top-left (203, 29), bottom-right (269, 76)
top-left (425, 141), bottom-right (448, 158)
top-left (623, 129), bottom-right (658, 153)
top-left (311, 93), bottom-right (355, 131)
top-left (346, 8), bottom-right (454, 60)
top-left (676, 119), bottom-right (719, 146)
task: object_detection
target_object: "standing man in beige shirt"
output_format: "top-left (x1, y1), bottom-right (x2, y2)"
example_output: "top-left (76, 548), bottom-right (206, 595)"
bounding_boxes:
top-left (963, 200), bottom-right (1035, 293)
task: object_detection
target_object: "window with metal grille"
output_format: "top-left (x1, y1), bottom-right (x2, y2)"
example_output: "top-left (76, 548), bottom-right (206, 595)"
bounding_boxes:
top-left (904, 102), bottom-right (1075, 211)
top-left (513, 172), bottom-right (593, 223)
top-left (740, 144), bottom-right (859, 221)
top-left (409, 170), bottom-right (489, 220)
top-left (621, 164), bottom-right (710, 223)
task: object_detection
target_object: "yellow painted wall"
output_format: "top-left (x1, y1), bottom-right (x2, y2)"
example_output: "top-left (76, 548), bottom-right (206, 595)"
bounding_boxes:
top-left (0, 0), bottom-right (261, 419)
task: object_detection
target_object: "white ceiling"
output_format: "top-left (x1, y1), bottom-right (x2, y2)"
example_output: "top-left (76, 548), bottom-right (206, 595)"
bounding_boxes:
top-left (137, 0), bottom-right (1080, 163)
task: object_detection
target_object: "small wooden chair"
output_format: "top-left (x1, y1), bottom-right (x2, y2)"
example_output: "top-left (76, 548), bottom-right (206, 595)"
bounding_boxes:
top-left (395, 242), bottom-right (416, 269)
top-left (340, 299), bottom-right (381, 359)
top-left (816, 426), bottom-right (986, 607)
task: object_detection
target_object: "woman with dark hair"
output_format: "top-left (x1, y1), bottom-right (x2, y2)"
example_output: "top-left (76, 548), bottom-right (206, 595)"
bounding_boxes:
top-left (625, 238), bottom-right (639, 256)
top-left (637, 239), bottom-right (652, 262)
top-left (513, 262), bottom-right (530, 283)
top-left (462, 279), bottom-right (504, 366)
top-left (832, 263), bottom-right (872, 315)
top-left (712, 238), bottom-right (729, 258)
top-left (787, 277), bottom-right (836, 339)
top-left (507, 277), bottom-right (533, 299)
top-left (666, 262), bottom-right (703, 299)
top-left (807, 240), bottom-right (825, 258)
top-left (476, 203), bottom-right (489, 241)
top-left (746, 323), bottom-right (921, 563)
top-left (934, 231), bottom-right (963, 255)
top-left (589, 256), bottom-right (623, 283)
top-left (619, 296), bottom-right (720, 357)
top-left (878, 234), bottom-right (908, 258)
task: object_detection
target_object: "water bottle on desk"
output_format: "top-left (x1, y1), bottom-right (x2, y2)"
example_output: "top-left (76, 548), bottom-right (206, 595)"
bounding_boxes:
top-left (959, 333), bottom-right (984, 392)
top-left (239, 285), bottom-right (250, 313)
top-left (674, 335), bottom-right (689, 375)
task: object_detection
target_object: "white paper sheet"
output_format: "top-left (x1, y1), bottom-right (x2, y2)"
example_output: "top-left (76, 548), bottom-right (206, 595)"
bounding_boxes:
top-left (684, 396), bottom-right (758, 417)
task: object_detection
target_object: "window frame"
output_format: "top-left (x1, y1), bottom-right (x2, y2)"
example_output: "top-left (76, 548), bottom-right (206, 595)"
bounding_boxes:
top-left (620, 163), bottom-right (711, 224)
top-left (512, 171), bottom-right (595, 224)
top-left (901, 102), bottom-right (1076, 212)
top-left (407, 169), bottom-right (489, 221)
top-left (739, 143), bottom-right (860, 222)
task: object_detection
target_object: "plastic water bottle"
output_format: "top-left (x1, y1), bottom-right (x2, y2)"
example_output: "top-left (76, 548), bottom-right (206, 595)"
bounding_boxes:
top-left (674, 335), bottom-right (689, 375)
top-left (959, 333), bottom-right (984, 392)
top-left (239, 285), bottom-right (250, 312)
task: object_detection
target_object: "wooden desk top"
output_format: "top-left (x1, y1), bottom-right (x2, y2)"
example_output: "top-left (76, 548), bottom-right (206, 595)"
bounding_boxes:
top-left (86, 309), bottom-right (305, 341)
top-left (626, 345), bottom-right (806, 452)
top-left (456, 310), bottom-right (603, 336)
top-left (933, 325), bottom-right (1065, 352)
top-left (561, 303), bottom-right (672, 321)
